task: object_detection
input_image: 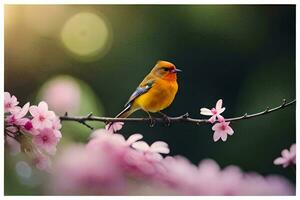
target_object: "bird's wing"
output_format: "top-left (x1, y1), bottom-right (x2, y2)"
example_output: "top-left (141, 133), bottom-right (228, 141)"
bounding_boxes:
top-left (124, 79), bottom-right (155, 108)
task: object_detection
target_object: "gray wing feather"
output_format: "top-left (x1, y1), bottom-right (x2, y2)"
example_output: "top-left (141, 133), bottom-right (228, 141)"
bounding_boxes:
top-left (124, 80), bottom-right (154, 107)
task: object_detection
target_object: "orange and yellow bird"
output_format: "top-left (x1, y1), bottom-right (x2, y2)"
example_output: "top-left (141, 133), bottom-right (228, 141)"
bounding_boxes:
top-left (115, 60), bottom-right (181, 122)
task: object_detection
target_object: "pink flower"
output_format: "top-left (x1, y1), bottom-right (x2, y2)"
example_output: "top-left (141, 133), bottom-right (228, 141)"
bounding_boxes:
top-left (4, 92), bottom-right (19, 113)
top-left (87, 129), bottom-right (129, 157)
top-left (105, 122), bottom-right (124, 133)
top-left (132, 140), bottom-right (170, 160)
top-left (121, 149), bottom-right (163, 178)
top-left (29, 101), bottom-right (56, 129)
top-left (200, 99), bottom-right (225, 123)
top-left (45, 127), bottom-right (295, 195)
top-left (22, 119), bottom-right (40, 135)
top-left (89, 129), bottom-right (142, 148)
top-left (49, 145), bottom-right (125, 195)
top-left (160, 156), bottom-right (201, 194)
top-left (5, 102), bottom-right (30, 126)
top-left (126, 134), bottom-right (143, 146)
top-left (212, 120), bottom-right (234, 142)
top-left (273, 144), bottom-right (296, 168)
top-left (132, 141), bottom-right (170, 154)
top-left (51, 116), bottom-right (62, 138)
top-left (160, 158), bottom-right (295, 195)
top-left (32, 128), bottom-right (60, 154)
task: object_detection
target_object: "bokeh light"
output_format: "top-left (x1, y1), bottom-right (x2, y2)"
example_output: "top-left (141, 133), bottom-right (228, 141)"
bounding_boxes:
top-left (15, 161), bottom-right (32, 179)
top-left (37, 75), bottom-right (105, 141)
top-left (61, 12), bottom-right (112, 60)
top-left (38, 75), bottom-right (81, 116)
top-left (24, 6), bottom-right (68, 37)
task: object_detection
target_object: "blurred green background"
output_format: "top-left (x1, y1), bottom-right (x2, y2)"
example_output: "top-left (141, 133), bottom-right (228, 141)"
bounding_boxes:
top-left (4, 5), bottom-right (295, 195)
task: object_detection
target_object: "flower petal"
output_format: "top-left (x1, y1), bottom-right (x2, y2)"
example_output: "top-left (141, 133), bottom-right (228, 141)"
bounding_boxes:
top-left (212, 123), bottom-right (221, 131)
top-left (39, 101), bottom-right (49, 112)
top-left (126, 134), bottom-right (143, 145)
top-left (273, 157), bottom-right (285, 165)
top-left (216, 99), bottom-right (223, 110)
top-left (208, 115), bottom-right (216, 123)
top-left (132, 141), bottom-right (150, 152)
top-left (290, 144), bottom-right (296, 154)
top-left (151, 146), bottom-right (170, 154)
top-left (227, 126), bottom-right (234, 135)
top-left (281, 149), bottom-right (290, 158)
top-left (200, 108), bottom-right (213, 116)
top-left (213, 131), bottom-right (222, 142)
top-left (217, 115), bottom-right (225, 122)
top-left (16, 102), bottom-right (30, 119)
top-left (47, 111), bottom-right (56, 119)
top-left (105, 122), bottom-right (124, 133)
top-left (150, 141), bottom-right (170, 154)
top-left (29, 105), bottom-right (39, 116)
top-left (151, 141), bottom-right (168, 148)
top-left (221, 133), bottom-right (228, 141)
top-left (4, 92), bottom-right (10, 100)
top-left (218, 107), bottom-right (225, 114)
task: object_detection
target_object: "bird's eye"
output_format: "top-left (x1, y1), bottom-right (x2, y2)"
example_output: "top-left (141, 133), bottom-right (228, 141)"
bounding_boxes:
top-left (163, 67), bottom-right (169, 72)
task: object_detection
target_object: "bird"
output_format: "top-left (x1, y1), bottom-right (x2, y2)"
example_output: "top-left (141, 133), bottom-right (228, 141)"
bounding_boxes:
top-left (114, 60), bottom-right (181, 126)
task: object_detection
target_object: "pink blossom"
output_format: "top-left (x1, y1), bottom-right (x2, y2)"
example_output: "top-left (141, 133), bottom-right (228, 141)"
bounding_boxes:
top-left (121, 148), bottom-right (163, 178)
top-left (88, 129), bottom-right (127, 146)
top-left (238, 173), bottom-right (294, 195)
top-left (89, 129), bottom-right (142, 148)
top-left (160, 158), bottom-right (294, 195)
top-left (212, 120), bottom-right (234, 142)
top-left (126, 133), bottom-right (143, 145)
top-left (132, 141), bottom-right (170, 155)
top-left (46, 129), bottom-right (295, 195)
top-left (87, 129), bottom-right (129, 158)
top-left (200, 99), bottom-right (225, 123)
top-left (32, 128), bottom-right (60, 154)
top-left (132, 140), bottom-right (170, 161)
top-left (49, 145), bottom-right (125, 195)
top-left (29, 101), bottom-right (56, 129)
top-left (105, 122), bottom-right (124, 133)
top-left (4, 92), bottom-right (19, 113)
top-left (273, 144), bottom-right (296, 168)
top-left (51, 116), bottom-right (62, 138)
top-left (22, 119), bottom-right (39, 135)
top-left (5, 102), bottom-right (30, 126)
top-left (160, 156), bottom-right (201, 194)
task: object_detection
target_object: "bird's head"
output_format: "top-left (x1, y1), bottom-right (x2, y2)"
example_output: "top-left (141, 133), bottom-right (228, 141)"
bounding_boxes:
top-left (151, 60), bottom-right (182, 81)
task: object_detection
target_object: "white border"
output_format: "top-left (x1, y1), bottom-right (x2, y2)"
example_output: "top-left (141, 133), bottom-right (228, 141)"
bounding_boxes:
top-left (1, 0), bottom-right (299, 5)
top-left (1, 1), bottom-right (298, 199)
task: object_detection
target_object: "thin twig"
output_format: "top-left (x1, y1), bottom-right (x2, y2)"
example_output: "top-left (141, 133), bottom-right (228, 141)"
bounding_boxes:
top-left (5, 132), bottom-right (16, 139)
top-left (63, 112), bottom-right (94, 130)
top-left (59, 99), bottom-right (295, 128)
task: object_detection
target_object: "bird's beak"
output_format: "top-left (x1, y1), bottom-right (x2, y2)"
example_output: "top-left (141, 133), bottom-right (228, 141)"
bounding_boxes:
top-left (171, 68), bottom-right (182, 73)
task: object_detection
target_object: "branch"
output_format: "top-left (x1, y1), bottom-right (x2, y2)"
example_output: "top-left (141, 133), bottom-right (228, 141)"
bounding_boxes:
top-left (59, 99), bottom-right (295, 128)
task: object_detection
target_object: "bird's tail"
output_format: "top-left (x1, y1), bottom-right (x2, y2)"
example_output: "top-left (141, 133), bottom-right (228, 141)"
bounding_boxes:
top-left (115, 103), bottom-right (138, 118)
top-left (115, 104), bottom-right (134, 118)
top-left (107, 103), bottom-right (139, 130)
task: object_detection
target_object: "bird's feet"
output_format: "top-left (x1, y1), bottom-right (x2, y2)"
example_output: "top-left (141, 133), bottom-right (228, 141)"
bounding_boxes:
top-left (147, 112), bottom-right (156, 127)
top-left (159, 112), bottom-right (171, 126)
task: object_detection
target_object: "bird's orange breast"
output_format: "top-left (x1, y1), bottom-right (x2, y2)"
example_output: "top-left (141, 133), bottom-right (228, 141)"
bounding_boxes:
top-left (134, 79), bottom-right (178, 113)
